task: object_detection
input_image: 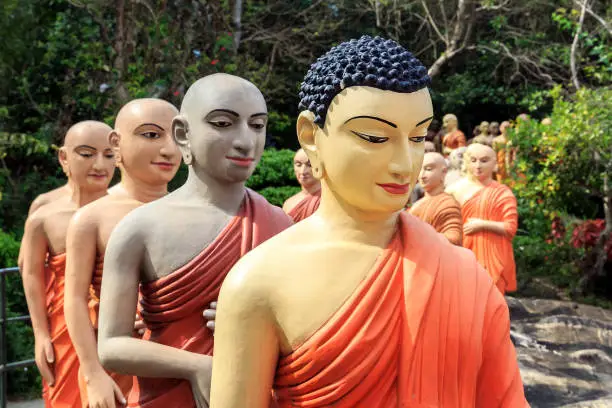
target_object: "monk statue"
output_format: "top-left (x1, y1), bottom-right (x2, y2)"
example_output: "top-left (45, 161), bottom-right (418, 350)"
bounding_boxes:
top-left (472, 121), bottom-right (493, 146)
top-left (282, 148), bottom-right (321, 222)
top-left (209, 35), bottom-right (527, 407)
top-left (493, 120), bottom-right (511, 183)
top-left (489, 121), bottom-right (501, 137)
top-left (447, 143), bottom-right (519, 294)
top-left (424, 140), bottom-right (436, 153)
top-left (409, 152), bottom-right (462, 245)
top-left (97, 73), bottom-right (292, 408)
top-left (21, 121), bottom-right (116, 407)
top-left (444, 145), bottom-right (466, 188)
top-left (64, 99), bottom-right (181, 408)
top-left (441, 113), bottom-right (466, 156)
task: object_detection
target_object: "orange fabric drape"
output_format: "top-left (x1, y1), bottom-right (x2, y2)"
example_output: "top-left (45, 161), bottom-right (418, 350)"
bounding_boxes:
top-left (273, 213), bottom-right (527, 407)
top-left (47, 253), bottom-right (82, 408)
top-left (442, 130), bottom-right (466, 152)
top-left (42, 255), bottom-right (56, 406)
top-left (409, 193), bottom-right (462, 245)
top-left (462, 181), bottom-right (518, 293)
top-left (128, 189), bottom-right (292, 408)
top-left (287, 190), bottom-right (321, 223)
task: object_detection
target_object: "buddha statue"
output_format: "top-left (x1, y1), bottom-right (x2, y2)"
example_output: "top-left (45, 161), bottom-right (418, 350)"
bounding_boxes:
top-left (21, 121), bottom-right (115, 407)
top-left (64, 99), bottom-right (181, 408)
top-left (96, 73), bottom-right (292, 408)
top-left (441, 113), bottom-right (466, 156)
top-left (282, 148), bottom-right (321, 222)
top-left (209, 35), bottom-right (527, 407)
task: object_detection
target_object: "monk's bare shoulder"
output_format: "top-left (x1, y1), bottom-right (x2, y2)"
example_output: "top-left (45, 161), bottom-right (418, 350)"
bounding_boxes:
top-left (281, 192), bottom-right (302, 212)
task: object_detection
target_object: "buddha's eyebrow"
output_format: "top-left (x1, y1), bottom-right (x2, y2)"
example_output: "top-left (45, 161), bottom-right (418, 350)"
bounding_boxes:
top-left (415, 116), bottom-right (434, 127)
top-left (344, 115), bottom-right (397, 128)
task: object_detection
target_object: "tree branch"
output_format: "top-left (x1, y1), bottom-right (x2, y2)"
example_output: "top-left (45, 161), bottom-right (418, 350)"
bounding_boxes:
top-left (573, 0), bottom-right (612, 35)
top-left (571, 0), bottom-right (587, 90)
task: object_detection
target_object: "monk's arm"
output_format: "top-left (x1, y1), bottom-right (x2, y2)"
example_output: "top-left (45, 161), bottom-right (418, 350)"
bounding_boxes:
top-left (64, 210), bottom-right (103, 379)
top-left (438, 203), bottom-right (463, 246)
top-left (457, 132), bottom-right (466, 147)
top-left (97, 216), bottom-right (211, 382)
top-left (477, 194), bottom-right (518, 238)
top-left (477, 287), bottom-right (528, 407)
top-left (210, 259), bottom-right (279, 408)
top-left (18, 196), bottom-right (49, 273)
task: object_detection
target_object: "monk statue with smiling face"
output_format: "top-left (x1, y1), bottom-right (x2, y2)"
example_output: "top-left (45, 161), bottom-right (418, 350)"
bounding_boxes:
top-left (282, 148), bottom-right (321, 222)
top-left (441, 113), bottom-right (466, 156)
top-left (97, 73), bottom-right (292, 408)
top-left (209, 36), bottom-right (527, 408)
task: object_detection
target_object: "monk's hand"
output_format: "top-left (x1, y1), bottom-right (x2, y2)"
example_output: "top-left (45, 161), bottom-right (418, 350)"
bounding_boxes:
top-left (84, 369), bottom-right (127, 408)
top-left (464, 218), bottom-right (484, 235)
top-left (34, 335), bottom-right (55, 386)
top-left (189, 355), bottom-right (212, 408)
top-left (203, 302), bottom-right (217, 333)
top-left (134, 313), bottom-right (146, 336)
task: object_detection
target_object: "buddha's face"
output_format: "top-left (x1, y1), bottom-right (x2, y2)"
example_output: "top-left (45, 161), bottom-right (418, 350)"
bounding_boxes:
top-left (293, 149), bottom-right (317, 190)
top-left (466, 144), bottom-right (496, 182)
top-left (60, 123), bottom-right (115, 192)
top-left (419, 153), bottom-right (446, 193)
top-left (303, 86), bottom-right (433, 214)
top-left (114, 100), bottom-right (181, 185)
top-left (182, 78), bottom-right (267, 183)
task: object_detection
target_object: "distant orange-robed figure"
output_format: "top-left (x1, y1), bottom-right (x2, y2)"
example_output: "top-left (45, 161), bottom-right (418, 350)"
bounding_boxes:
top-left (282, 148), bottom-right (321, 222)
top-left (448, 143), bottom-right (519, 294)
top-left (409, 152), bottom-right (462, 245)
top-left (21, 121), bottom-right (116, 407)
top-left (493, 121), bottom-right (512, 183)
top-left (209, 36), bottom-right (527, 408)
top-left (441, 113), bottom-right (466, 156)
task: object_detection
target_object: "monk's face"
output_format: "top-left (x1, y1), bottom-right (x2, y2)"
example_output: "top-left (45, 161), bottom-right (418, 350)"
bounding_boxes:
top-left (466, 144), bottom-right (496, 182)
top-left (293, 149), bottom-right (317, 189)
top-left (419, 153), bottom-right (447, 193)
top-left (489, 122), bottom-right (500, 136)
top-left (115, 100), bottom-right (181, 185)
top-left (60, 122), bottom-right (115, 192)
top-left (183, 77), bottom-right (267, 183)
top-left (309, 86), bottom-right (433, 214)
top-left (479, 122), bottom-right (490, 135)
top-left (442, 115), bottom-right (457, 132)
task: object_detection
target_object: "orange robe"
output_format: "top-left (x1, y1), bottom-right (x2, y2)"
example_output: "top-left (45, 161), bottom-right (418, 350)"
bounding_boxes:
top-left (77, 255), bottom-right (135, 407)
top-left (273, 214), bottom-right (527, 407)
top-left (409, 192), bottom-right (462, 245)
top-left (462, 181), bottom-right (518, 293)
top-left (42, 257), bottom-right (56, 406)
top-left (442, 129), bottom-right (466, 151)
top-left (287, 190), bottom-right (321, 223)
top-left (47, 253), bottom-right (82, 408)
top-left (128, 189), bottom-right (292, 408)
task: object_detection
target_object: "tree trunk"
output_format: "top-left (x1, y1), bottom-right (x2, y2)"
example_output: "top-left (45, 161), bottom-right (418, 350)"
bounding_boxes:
top-left (232, 0), bottom-right (243, 53)
top-left (113, 0), bottom-right (130, 103)
top-left (570, 0), bottom-right (587, 90)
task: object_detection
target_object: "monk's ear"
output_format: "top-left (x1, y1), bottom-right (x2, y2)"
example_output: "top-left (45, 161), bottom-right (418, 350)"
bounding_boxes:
top-left (172, 115), bottom-right (193, 165)
top-left (108, 130), bottom-right (122, 165)
top-left (58, 147), bottom-right (69, 176)
top-left (297, 111), bottom-right (324, 179)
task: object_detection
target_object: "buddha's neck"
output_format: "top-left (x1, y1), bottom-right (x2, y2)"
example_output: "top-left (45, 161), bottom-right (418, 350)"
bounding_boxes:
top-left (424, 183), bottom-right (445, 197)
top-left (181, 166), bottom-right (246, 213)
top-left (119, 170), bottom-right (168, 204)
top-left (315, 183), bottom-right (399, 248)
top-left (301, 182), bottom-right (321, 195)
top-left (70, 185), bottom-right (107, 208)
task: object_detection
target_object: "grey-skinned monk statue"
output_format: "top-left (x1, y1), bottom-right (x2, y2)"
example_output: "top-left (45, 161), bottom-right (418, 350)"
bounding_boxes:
top-left (209, 35), bottom-right (527, 408)
top-left (97, 73), bottom-right (292, 408)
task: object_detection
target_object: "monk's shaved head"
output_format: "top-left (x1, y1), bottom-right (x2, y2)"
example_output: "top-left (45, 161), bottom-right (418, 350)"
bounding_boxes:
top-left (419, 152), bottom-right (448, 194)
top-left (64, 120), bottom-right (112, 146)
top-left (466, 143), bottom-right (496, 160)
top-left (422, 152), bottom-right (447, 169)
top-left (180, 73), bottom-right (266, 120)
top-left (465, 143), bottom-right (497, 182)
top-left (424, 141), bottom-right (436, 153)
top-left (114, 98), bottom-right (178, 134)
top-left (295, 148), bottom-right (308, 161)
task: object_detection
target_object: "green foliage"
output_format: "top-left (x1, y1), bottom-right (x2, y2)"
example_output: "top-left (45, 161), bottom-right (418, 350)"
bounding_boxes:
top-left (257, 186), bottom-right (300, 207)
top-left (246, 148), bottom-right (297, 191)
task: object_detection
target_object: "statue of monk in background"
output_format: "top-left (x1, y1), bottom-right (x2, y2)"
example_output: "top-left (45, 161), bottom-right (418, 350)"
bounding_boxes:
top-left (441, 113), bottom-right (466, 156)
top-left (493, 120), bottom-right (511, 183)
top-left (21, 121), bottom-right (116, 408)
top-left (472, 121), bottom-right (493, 146)
top-left (448, 143), bottom-right (519, 294)
top-left (97, 73), bottom-right (292, 408)
top-left (444, 145), bottom-right (466, 188)
top-left (64, 99), bottom-right (181, 408)
top-left (410, 153), bottom-right (462, 245)
top-left (282, 148), bottom-right (321, 222)
top-left (489, 121), bottom-right (501, 137)
top-left (209, 35), bottom-right (527, 408)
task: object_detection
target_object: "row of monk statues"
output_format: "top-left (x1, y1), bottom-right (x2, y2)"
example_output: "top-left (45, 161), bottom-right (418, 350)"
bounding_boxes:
top-left (20, 35), bottom-right (529, 407)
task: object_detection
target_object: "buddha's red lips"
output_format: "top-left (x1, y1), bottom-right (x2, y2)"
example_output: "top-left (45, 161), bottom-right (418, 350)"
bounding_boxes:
top-left (377, 183), bottom-right (410, 195)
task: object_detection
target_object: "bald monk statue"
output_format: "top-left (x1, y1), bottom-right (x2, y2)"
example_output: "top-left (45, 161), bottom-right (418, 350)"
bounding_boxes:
top-left (410, 153), bottom-right (462, 245)
top-left (441, 113), bottom-right (466, 156)
top-left (447, 143), bottom-right (519, 294)
top-left (21, 121), bottom-right (116, 407)
top-left (493, 121), bottom-right (511, 183)
top-left (489, 121), bottom-right (501, 137)
top-left (64, 99), bottom-right (181, 408)
top-left (282, 148), bottom-right (321, 222)
top-left (209, 36), bottom-right (527, 407)
top-left (97, 73), bottom-right (292, 408)
top-left (472, 121), bottom-right (493, 146)
top-left (444, 145), bottom-right (466, 188)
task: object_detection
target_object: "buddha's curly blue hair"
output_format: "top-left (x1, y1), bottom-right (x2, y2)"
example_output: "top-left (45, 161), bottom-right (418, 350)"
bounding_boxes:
top-left (298, 35), bottom-right (431, 127)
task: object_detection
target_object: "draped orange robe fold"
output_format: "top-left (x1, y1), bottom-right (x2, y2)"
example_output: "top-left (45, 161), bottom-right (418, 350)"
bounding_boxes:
top-left (77, 255), bottom-right (135, 407)
top-left (42, 256), bottom-right (56, 406)
top-left (409, 193), bottom-right (462, 245)
top-left (287, 191), bottom-right (321, 223)
top-left (47, 253), bottom-right (82, 408)
top-left (462, 181), bottom-right (518, 293)
top-left (128, 189), bottom-right (292, 408)
top-left (273, 213), bottom-right (527, 407)
top-left (442, 129), bottom-right (466, 152)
